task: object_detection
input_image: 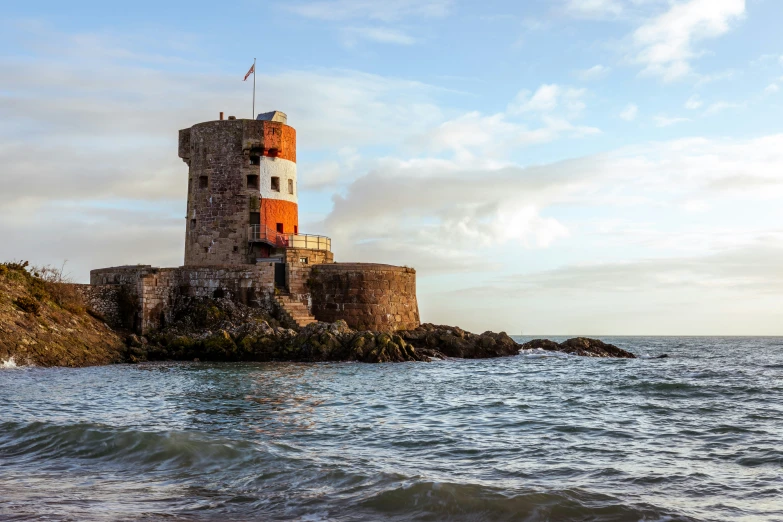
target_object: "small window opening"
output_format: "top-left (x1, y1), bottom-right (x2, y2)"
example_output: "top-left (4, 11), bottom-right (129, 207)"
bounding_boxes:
top-left (271, 177), bottom-right (280, 192)
top-left (276, 223), bottom-right (284, 234)
top-left (204, 247), bottom-right (209, 253)
top-left (190, 219), bottom-right (196, 227)
top-left (233, 246), bottom-right (238, 252)
top-left (188, 178), bottom-right (193, 191)
top-left (213, 288), bottom-right (225, 298)
top-left (199, 175), bottom-right (208, 189)
top-left (288, 179), bottom-right (294, 194)
top-left (299, 257), bottom-right (309, 264)
top-left (294, 225), bottom-right (298, 234)
top-left (268, 148), bottom-right (279, 157)
top-left (247, 174), bottom-right (259, 190)
top-left (249, 155), bottom-right (260, 166)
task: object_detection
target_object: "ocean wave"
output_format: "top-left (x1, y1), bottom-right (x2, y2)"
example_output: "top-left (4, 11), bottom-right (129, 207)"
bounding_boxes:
top-left (0, 421), bottom-right (270, 473)
top-left (358, 481), bottom-right (696, 522)
top-left (1, 357), bottom-right (18, 368)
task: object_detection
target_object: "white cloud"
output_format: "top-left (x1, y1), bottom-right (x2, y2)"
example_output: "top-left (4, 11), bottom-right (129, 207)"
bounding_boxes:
top-left (704, 101), bottom-right (745, 115)
top-left (341, 26), bottom-right (417, 46)
top-left (509, 84), bottom-right (587, 114)
top-left (286, 0), bottom-right (452, 21)
top-left (764, 84), bottom-right (779, 95)
top-left (631, 0), bottom-right (746, 81)
top-left (563, 0), bottom-right (624, 19)
top-left (577, 64), bottom-right (611, 81)
top-left (620, 103), bottom-right (638, 121)
top-left (322, 133), bottom-right (783, 278)
top-left (654, 115), bottom-right (691, 127)
top-left (685, 94), bottom-right (703, 109)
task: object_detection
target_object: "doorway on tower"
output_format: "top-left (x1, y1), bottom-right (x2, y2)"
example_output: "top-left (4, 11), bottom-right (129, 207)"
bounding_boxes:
top-left (249, 211), bottom-right (260, 241)
top-left (274, 262), bottom-right (286, 289)
top-left (276, 223), bottom-right (284, 234)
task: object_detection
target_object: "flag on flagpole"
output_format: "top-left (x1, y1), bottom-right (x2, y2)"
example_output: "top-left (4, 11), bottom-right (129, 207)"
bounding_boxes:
top-left (243, 63), bottom-right (255, 81)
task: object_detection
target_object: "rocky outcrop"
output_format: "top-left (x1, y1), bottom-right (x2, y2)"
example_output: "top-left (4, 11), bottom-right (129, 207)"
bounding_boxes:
top-left (520, 337), bottom-right (636, 358)
top-left (129, 320), bottom-right (428, 364)
top-left (400, 323), bottom-right (520, 359)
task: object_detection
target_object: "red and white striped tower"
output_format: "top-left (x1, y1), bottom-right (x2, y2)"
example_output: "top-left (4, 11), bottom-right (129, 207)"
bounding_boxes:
top-left (255, 111), bottom-right (298, 237)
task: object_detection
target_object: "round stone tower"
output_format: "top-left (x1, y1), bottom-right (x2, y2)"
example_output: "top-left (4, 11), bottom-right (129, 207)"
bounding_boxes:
top-left (178, 111), bottom-right (298, 265)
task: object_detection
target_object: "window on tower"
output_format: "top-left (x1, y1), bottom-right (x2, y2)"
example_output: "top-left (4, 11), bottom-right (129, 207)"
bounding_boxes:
top-left (199, 176), bottom-right (208, 189)
top-left (271, 177), bottom-right (280, 192)
top-left (288, 179), bottom-right (294, 194)
top-left (249, 155), bottom-right (260, 166)
top-left (247, 175), bottom-right (259, 190)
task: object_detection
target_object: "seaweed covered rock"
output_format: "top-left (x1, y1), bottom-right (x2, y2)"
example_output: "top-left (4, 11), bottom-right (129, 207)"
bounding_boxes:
top-left (520, 337), bottom-right (636, 358)
top-left (400, 323), bottom-right (519, 359)
top-left (134, 319), bottom-right (429, 364)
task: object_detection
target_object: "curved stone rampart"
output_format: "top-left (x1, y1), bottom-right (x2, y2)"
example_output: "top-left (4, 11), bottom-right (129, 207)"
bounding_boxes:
top-left (308, 263), bottom-right (420, 332)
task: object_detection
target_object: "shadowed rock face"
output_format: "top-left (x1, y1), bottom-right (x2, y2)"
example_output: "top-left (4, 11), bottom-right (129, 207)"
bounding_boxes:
top-left (399, 323), bottom-right (520, 359)
top-left (521, 338), bottom-right (636, 358)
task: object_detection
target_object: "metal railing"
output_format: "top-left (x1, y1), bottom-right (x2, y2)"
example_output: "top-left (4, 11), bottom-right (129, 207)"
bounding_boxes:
top-left (248, 225), bottom-right (331, 251)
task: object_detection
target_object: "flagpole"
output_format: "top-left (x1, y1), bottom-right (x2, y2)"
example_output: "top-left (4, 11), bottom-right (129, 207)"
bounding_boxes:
top-left (252, 57), bottom-right (256, 119)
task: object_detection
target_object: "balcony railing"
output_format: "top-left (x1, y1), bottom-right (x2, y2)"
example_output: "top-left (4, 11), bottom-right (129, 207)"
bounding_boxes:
top-left (248, 225), bottom-right (331, 252)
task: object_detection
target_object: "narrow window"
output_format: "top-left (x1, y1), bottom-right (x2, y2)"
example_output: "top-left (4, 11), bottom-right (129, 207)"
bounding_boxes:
top-left (247, 175), bottom-right (259, 190)
top-left (299, 257), bottom-right (309, 264)
top-left (249, 155), bottom-right (260, 166)
top-left (288, 179), bottom-right (294, 194)
top-left (199, 175), bottom-right (208, 189)
top-left (271, 177), bottom-right (280, 192)
top-left (190, 219), bottom-right (196, 228)
top-left (276, 223), bottom-right (284, 233)
top-left (233, 246), bottom-right (238, 252)
top-left (294, 225), bottom-right (298, 234)
top-left (188, 178), bottom-right (193, 191)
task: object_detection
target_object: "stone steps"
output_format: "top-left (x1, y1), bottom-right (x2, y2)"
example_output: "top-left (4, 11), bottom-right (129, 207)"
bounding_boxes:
top-left (275, 294), bottom-right (317, 328)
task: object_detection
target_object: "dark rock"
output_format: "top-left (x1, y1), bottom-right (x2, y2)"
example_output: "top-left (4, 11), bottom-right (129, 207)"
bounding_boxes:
top-left (521, 337), bottom-right (636, 358)
top-left (519, 339), bottom-right (561, 351)
top-left (400, 323), bottom-right (518, 359)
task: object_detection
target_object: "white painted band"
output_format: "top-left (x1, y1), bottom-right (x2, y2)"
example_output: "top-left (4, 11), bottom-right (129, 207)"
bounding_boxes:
top-left (258, 156), bottom-right (297, 203)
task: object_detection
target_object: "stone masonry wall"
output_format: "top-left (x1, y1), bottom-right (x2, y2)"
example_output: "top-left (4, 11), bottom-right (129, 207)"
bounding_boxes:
top-left (72, 283), bottom-right (124, 328)
top-left (89, 264), bottom-right (276, 334)
top-left (308, 263), bottom-right (420, 332)
top-left (284, 248), bottom-right (335, 308)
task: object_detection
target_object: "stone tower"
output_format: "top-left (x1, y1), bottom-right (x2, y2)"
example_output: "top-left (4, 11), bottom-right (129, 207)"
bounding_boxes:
top-left (178, 111), bottom-right (298, 266)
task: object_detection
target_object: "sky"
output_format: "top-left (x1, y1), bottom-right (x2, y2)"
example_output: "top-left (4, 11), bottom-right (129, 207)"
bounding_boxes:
top-left (1, 0), bottom-right (782, 335)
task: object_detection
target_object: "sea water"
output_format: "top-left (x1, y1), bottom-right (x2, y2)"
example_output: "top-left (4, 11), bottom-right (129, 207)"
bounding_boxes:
top-left (0, 337), bottom-right (781, 521)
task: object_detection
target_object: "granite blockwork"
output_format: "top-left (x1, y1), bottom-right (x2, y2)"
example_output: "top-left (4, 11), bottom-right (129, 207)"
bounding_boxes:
top-left (307, 264), bottom-right (420, 332)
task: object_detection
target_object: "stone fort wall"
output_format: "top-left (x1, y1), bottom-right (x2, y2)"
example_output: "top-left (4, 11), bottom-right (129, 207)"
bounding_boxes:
top-left (85, 260), bottom-right (420, 335)
top-left (89, 264), bottom-right (275, 333)
top-left (307, 263), bottom-right (420, 332)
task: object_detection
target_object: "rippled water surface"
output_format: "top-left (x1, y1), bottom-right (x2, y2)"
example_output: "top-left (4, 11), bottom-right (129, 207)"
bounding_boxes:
top-left (1, 337), bottom-right (782, 521)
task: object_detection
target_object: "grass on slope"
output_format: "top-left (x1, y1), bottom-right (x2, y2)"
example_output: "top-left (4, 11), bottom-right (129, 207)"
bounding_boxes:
top-left (0, 261), bottom-right (125, 367)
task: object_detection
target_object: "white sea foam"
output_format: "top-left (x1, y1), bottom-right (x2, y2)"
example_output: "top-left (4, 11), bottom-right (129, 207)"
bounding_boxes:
top-left (1, 357), bottom-right (18, 368)
top-left (518, 348), bottom-right (572, 358)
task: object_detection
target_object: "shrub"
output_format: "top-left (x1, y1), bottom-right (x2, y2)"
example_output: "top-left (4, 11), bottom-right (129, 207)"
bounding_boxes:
top-left (31, 262), bottom-right (85, 314)
top-left (14, 296), bottom-right (41, 315)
